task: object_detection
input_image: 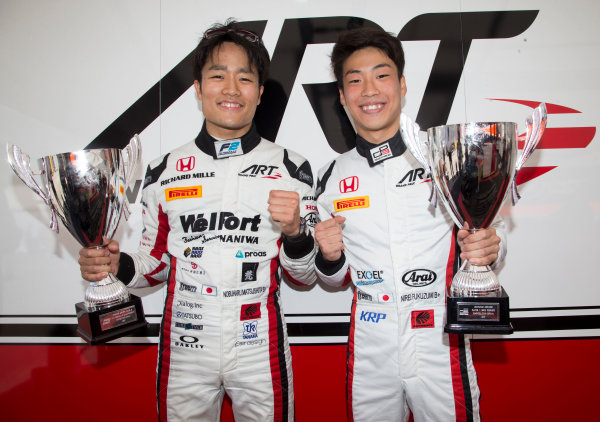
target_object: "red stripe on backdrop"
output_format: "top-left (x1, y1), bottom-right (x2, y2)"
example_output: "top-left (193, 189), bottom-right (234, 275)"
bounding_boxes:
top-left (1, 340), bottom-right (599, 421)
top-left (516, 166), bottom-right (557, 185)
top-left (488, 98), bottom-right (581, 114)
top-left (518, 127), bottom-right (596, 149)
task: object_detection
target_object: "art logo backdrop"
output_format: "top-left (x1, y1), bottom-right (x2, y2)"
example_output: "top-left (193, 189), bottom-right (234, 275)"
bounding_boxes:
top-left (1, 2), bottom-right (599, 421)
top-left (1, 0), bottom-right (598, 343)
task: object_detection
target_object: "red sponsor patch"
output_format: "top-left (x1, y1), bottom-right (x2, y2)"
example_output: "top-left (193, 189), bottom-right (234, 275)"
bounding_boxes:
top-left (176, 156), bottom-right (195, 172)
top-left (339, 176), bottom-right (359, 193)
top-left (240, 303), bottom-right (261, 321)
top-left (411, 309), bottom-right (434, 329)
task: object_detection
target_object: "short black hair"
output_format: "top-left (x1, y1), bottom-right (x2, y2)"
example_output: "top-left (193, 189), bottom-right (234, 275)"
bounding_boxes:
top-left (193, 19), bottom-right (270, 86)
top-left (331, 27), bottom-right (405, 89)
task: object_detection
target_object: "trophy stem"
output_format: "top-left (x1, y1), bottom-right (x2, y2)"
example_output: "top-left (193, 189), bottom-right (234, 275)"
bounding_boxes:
top-left (451, 260), bottom-right (501, 297)
top-left (84, 245), bottom-right (130, 311)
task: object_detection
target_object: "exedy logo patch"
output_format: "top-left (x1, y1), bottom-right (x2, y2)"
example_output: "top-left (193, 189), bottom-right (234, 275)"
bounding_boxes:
top-left (240, 303), bottom-right (261, 321)
top-left (411, 310), bottom-right (434, 329)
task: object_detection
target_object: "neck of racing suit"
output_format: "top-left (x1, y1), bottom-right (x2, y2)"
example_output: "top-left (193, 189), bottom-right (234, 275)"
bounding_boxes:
top-left (355, 130), bottom-right (407, 167)
top-left (195, 122), bottom-right (262, 159)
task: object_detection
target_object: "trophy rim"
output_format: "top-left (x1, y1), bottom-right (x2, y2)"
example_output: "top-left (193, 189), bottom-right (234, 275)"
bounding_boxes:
top-left (426, 121), bottom-right (518, 133)
top-left (41, 147), bottom-right (122, 161)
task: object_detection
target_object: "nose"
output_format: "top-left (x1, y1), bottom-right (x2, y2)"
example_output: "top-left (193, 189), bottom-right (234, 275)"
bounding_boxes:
top-left (361, 77), bottom-right (379, 97)
top-left (222, 77), bottom-right (240, 96)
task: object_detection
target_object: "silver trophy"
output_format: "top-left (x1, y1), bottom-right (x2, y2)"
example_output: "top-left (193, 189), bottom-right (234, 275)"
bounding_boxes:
top-left (402, 104), bottom-right (547, 333)
top-left (6, 136), bottom-right (147, 343)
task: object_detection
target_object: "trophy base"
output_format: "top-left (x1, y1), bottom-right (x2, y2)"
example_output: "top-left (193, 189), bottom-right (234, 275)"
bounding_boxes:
top-left (444, 286), bottom-right (514, 334)
top-left (75, 294), bottom-right (148, 344)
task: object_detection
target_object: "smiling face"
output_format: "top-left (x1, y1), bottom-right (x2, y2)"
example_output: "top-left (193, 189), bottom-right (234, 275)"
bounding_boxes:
top-left (339, 47), bottom-right (406, 144)
top-left (194, 42), bottom-right (263, 140)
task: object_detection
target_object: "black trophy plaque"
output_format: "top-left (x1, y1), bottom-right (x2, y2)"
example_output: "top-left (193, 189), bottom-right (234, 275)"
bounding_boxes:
top-left (76, 294), bottom-right (147, 344)
top-left (445, 286), bottom-right (513, 334)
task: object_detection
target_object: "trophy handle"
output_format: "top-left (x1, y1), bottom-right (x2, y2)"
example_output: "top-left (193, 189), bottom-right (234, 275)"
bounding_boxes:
top-left (121, 134), bottom-right (142, 220)
top-left (6, 143), bottom-right (59, 232)
top-left (123, 134), bottom-right (141, 186)
top-left (510, 102), bottom-right (548, 205)
top-left (400, 114), bottom-right (437, 206)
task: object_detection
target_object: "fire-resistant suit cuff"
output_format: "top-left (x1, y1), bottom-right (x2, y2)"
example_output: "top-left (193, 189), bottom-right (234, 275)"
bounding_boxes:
top-left (282, 232), bottom-right (315, 259)
top-left (315, 250), bottom-right (346, 276)
top-left (115, 252), bottom-right (135, 285)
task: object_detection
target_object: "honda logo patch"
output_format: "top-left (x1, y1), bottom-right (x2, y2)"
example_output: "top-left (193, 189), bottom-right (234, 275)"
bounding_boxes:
top-left (176, 156), bottom-right (195, 172)
top-left (339, 176), bottom-right (359, 193)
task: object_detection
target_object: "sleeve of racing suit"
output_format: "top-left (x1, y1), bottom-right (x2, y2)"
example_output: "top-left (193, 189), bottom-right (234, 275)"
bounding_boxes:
top-left (314, 159), bottom-right (350, 287)
top-left (115, 163), bottom-right (171, 288)
top-left (278, 153), bottom-right (317, 286)
top-left (490, 216), bottom-right (507, 270)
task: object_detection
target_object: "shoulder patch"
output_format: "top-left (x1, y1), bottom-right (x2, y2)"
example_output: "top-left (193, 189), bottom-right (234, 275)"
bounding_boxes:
top-left (143, 153), bottom-right (170, 188)
top-left (316, 160), bottom-right (336, 199)
top-left (283, 149), bottom-right (313, 187)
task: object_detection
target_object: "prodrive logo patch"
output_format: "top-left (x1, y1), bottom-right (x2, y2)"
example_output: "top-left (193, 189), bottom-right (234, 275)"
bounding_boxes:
top-left (165, 186), bottom-right (202, 201)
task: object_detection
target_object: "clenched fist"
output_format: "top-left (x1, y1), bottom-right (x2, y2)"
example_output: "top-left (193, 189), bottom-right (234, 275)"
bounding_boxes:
top-left (268, 190), bottom-right (301, 237)
top-left (314, 215), bottom-right (346, 262)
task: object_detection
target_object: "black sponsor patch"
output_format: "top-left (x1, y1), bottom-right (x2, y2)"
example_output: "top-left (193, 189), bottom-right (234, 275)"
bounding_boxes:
top-left (242, 262), bottom-right (259, 282)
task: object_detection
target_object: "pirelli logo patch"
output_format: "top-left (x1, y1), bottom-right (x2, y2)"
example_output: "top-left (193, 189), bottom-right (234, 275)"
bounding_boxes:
top-left (165, 186), bottom-right (202, 201)
top-left (333, 196), bottom-right (369, 212)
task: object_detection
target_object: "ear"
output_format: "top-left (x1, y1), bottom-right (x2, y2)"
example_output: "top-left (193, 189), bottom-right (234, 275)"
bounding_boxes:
top-left (257, 85), bottom-right (264, 105)
top-left (400, 75), bottom-right (407, 97)
top-left (194, 80), bottom-right (202, 101)
top-left (339, 87), bottom-right (347, 107)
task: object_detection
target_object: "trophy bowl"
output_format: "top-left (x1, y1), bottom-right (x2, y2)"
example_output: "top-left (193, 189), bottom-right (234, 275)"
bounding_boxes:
top-left (427, 121), bottom-right (517, 297)
top-left (6, 136), bottom-right (147, 343)
top-left (402, 103), bottom-right (547, 333)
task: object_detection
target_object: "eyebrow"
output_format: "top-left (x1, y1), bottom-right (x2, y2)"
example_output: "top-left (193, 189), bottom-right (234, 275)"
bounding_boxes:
top-left (207, 63), bottom-right (255, 74)
top-left (344, 63), bottom-right (393, 78)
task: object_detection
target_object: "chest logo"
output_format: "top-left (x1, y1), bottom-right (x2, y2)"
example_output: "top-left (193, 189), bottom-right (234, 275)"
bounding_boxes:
top-left (402, 269), bottom-right (437, 287)
top-left (339, 176), bottom-right (359, 193)
top-left (165, 186), bottom-right (202, 201)
top-left (176, 156), bottom-right (195, 172)
top-left (333, 196), bottom-right (369, 212)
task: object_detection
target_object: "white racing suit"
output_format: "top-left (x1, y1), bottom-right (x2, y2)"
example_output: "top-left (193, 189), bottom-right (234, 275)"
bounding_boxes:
top-left (315, 121), bottom-right (506, 422)
top-left (116, 124), bottom-right (317, 421)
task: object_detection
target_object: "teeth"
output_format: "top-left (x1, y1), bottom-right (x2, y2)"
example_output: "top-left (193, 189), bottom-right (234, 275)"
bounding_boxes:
top-left (221, 102), bottom-right (241, 109)
top-left (361, 104), bottom-right (383, 111)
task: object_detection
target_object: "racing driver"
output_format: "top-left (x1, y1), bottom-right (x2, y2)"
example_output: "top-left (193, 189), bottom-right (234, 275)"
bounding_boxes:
top-left (78, 21), bottom-right (316, 421)
top-left (313, 27), bottom-right (506, 421)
